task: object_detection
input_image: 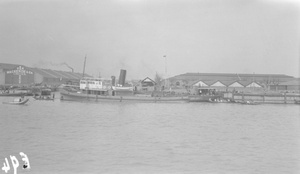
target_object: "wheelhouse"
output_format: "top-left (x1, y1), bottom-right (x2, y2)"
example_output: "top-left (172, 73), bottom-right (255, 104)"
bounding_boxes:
top-left (79, 77), bottom-right (112, 95)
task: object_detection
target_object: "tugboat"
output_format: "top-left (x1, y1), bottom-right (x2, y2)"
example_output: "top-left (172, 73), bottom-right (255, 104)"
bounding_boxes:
top-left (60, 69), bottom-right (188, 103)
top-left (60, 77), bottom-right (188, 102)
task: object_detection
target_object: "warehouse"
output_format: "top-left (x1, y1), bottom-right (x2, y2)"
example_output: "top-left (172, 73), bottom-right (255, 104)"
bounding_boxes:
top-left (167, 73), bottom-right (296, 92)
top-left (0, 63), bottom-right (34, 85)
top-left (269, 79), bottom-right (300, 92)
top-left (0, 63), bottom-right (90, 87)
top-left (190, 79), bottom-right (263, 92)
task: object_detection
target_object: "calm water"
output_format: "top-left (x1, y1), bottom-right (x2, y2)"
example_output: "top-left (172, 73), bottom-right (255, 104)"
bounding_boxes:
top-left (0, 95), bottom-right (300, 174)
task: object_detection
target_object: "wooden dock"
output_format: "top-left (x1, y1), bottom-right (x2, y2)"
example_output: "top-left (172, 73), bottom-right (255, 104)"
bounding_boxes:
top-left (223, 92), bottom-right (300, 104)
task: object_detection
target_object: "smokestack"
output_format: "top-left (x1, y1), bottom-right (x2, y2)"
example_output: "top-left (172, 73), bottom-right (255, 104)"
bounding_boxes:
top-left (111, 76), bottom-right (116, 86)
top-left (62, 62), bottom-right (74, 73)
top-left (118, 69), bottom-right (126, 86)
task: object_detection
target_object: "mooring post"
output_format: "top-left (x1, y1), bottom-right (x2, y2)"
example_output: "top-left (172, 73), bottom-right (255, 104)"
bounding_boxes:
top-left (242, 92), bottom-right (244, 102)
top-left (284, 92), bottom-right (287, 104)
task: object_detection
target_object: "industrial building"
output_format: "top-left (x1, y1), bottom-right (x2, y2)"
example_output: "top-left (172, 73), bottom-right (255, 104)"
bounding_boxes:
top-left (167, 73), bottom-right (298, 92)
top-left (0, 63), bottom-right (90, 87)
top-left (269, 79), bottom-right (300, 92)
top-left (1, 62), bottom-right (298, 93)
top-left (139, 77), bottom-right (156, 91)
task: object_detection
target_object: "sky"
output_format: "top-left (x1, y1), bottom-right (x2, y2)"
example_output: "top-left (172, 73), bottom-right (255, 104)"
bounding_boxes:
top-left (0, 0), bottom-right (299, 80)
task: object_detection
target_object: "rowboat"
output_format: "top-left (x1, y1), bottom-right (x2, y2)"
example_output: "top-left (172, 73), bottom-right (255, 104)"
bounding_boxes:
top-left (3, 98), bottom-right (29, 105)
top-left (240, 100), bottom-right (260, 105)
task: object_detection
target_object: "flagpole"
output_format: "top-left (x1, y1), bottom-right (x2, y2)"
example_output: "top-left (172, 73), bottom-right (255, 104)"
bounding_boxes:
top-left (163, 55), bottom-right (169, 89)
top-left (164, 55), bottom-right (167, 75)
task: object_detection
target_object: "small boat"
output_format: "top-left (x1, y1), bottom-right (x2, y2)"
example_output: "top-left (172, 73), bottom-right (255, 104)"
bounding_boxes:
top-left (33, 96), bottom-right (54, 101)
top-left (188, 88), bottom-right (222, 102)
top-left (32, 88), bottom-right (55, 101)
top-left (3, 98), bottom-right (29, 105)
top-left (240, 100), bottom-right (260, 105)
top-left (208, 98), bottom-right (231, 103)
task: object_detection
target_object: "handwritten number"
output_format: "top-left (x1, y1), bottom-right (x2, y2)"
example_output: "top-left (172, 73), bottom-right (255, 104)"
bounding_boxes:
top-left (10, 156), bottom-right (19, 174)
top-left (19, 152), bottom-right (30, 169)
top-left (2, 152), bottom-right (30, 174)
top-left (1, 158), bottom-right (10, 173)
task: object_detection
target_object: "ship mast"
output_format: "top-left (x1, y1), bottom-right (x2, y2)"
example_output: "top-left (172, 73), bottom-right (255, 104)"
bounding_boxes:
top-left (82, 55), bottom-right (87, 78)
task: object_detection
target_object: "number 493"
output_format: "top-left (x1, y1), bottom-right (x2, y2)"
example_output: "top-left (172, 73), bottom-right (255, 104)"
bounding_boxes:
top-left (2, 152), bottom-right (30, 174)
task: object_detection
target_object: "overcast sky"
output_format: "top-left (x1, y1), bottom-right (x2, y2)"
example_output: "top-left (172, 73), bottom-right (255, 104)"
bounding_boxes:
top-left (0, 0), bottom-right (299, 79)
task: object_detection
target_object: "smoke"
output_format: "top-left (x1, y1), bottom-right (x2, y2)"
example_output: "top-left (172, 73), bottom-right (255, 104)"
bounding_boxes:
top-left (32, 60), bottom-right (74, 72)
top-left (61, 62), bottom-right (74, 72)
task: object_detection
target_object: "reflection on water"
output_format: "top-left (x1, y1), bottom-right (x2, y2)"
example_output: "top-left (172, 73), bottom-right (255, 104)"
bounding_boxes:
top-left (0, 97), bottom-right (300, 174)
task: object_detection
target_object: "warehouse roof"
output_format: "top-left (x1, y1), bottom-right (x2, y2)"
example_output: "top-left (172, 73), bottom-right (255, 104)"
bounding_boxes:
top-left (278, 80), bottom-right (300, 86)
top-left (0, 63), bottom-right (91, 80)
top-left (190, 79), bottom-right (264, 87)
top-left (178, 73), bottom-right (293, 78)
top-left (0, 63), bottom-right (20, 70)
top-left (29, 68), bottom-right (90, 79)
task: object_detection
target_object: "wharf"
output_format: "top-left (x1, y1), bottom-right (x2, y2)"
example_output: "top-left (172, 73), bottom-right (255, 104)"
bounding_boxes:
top-left (224, 92), bottom-right (300, 104)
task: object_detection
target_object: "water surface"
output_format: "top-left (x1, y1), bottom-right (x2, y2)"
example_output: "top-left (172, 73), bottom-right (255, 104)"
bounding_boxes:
top-left (0, 96), bottom-right (299, 174)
